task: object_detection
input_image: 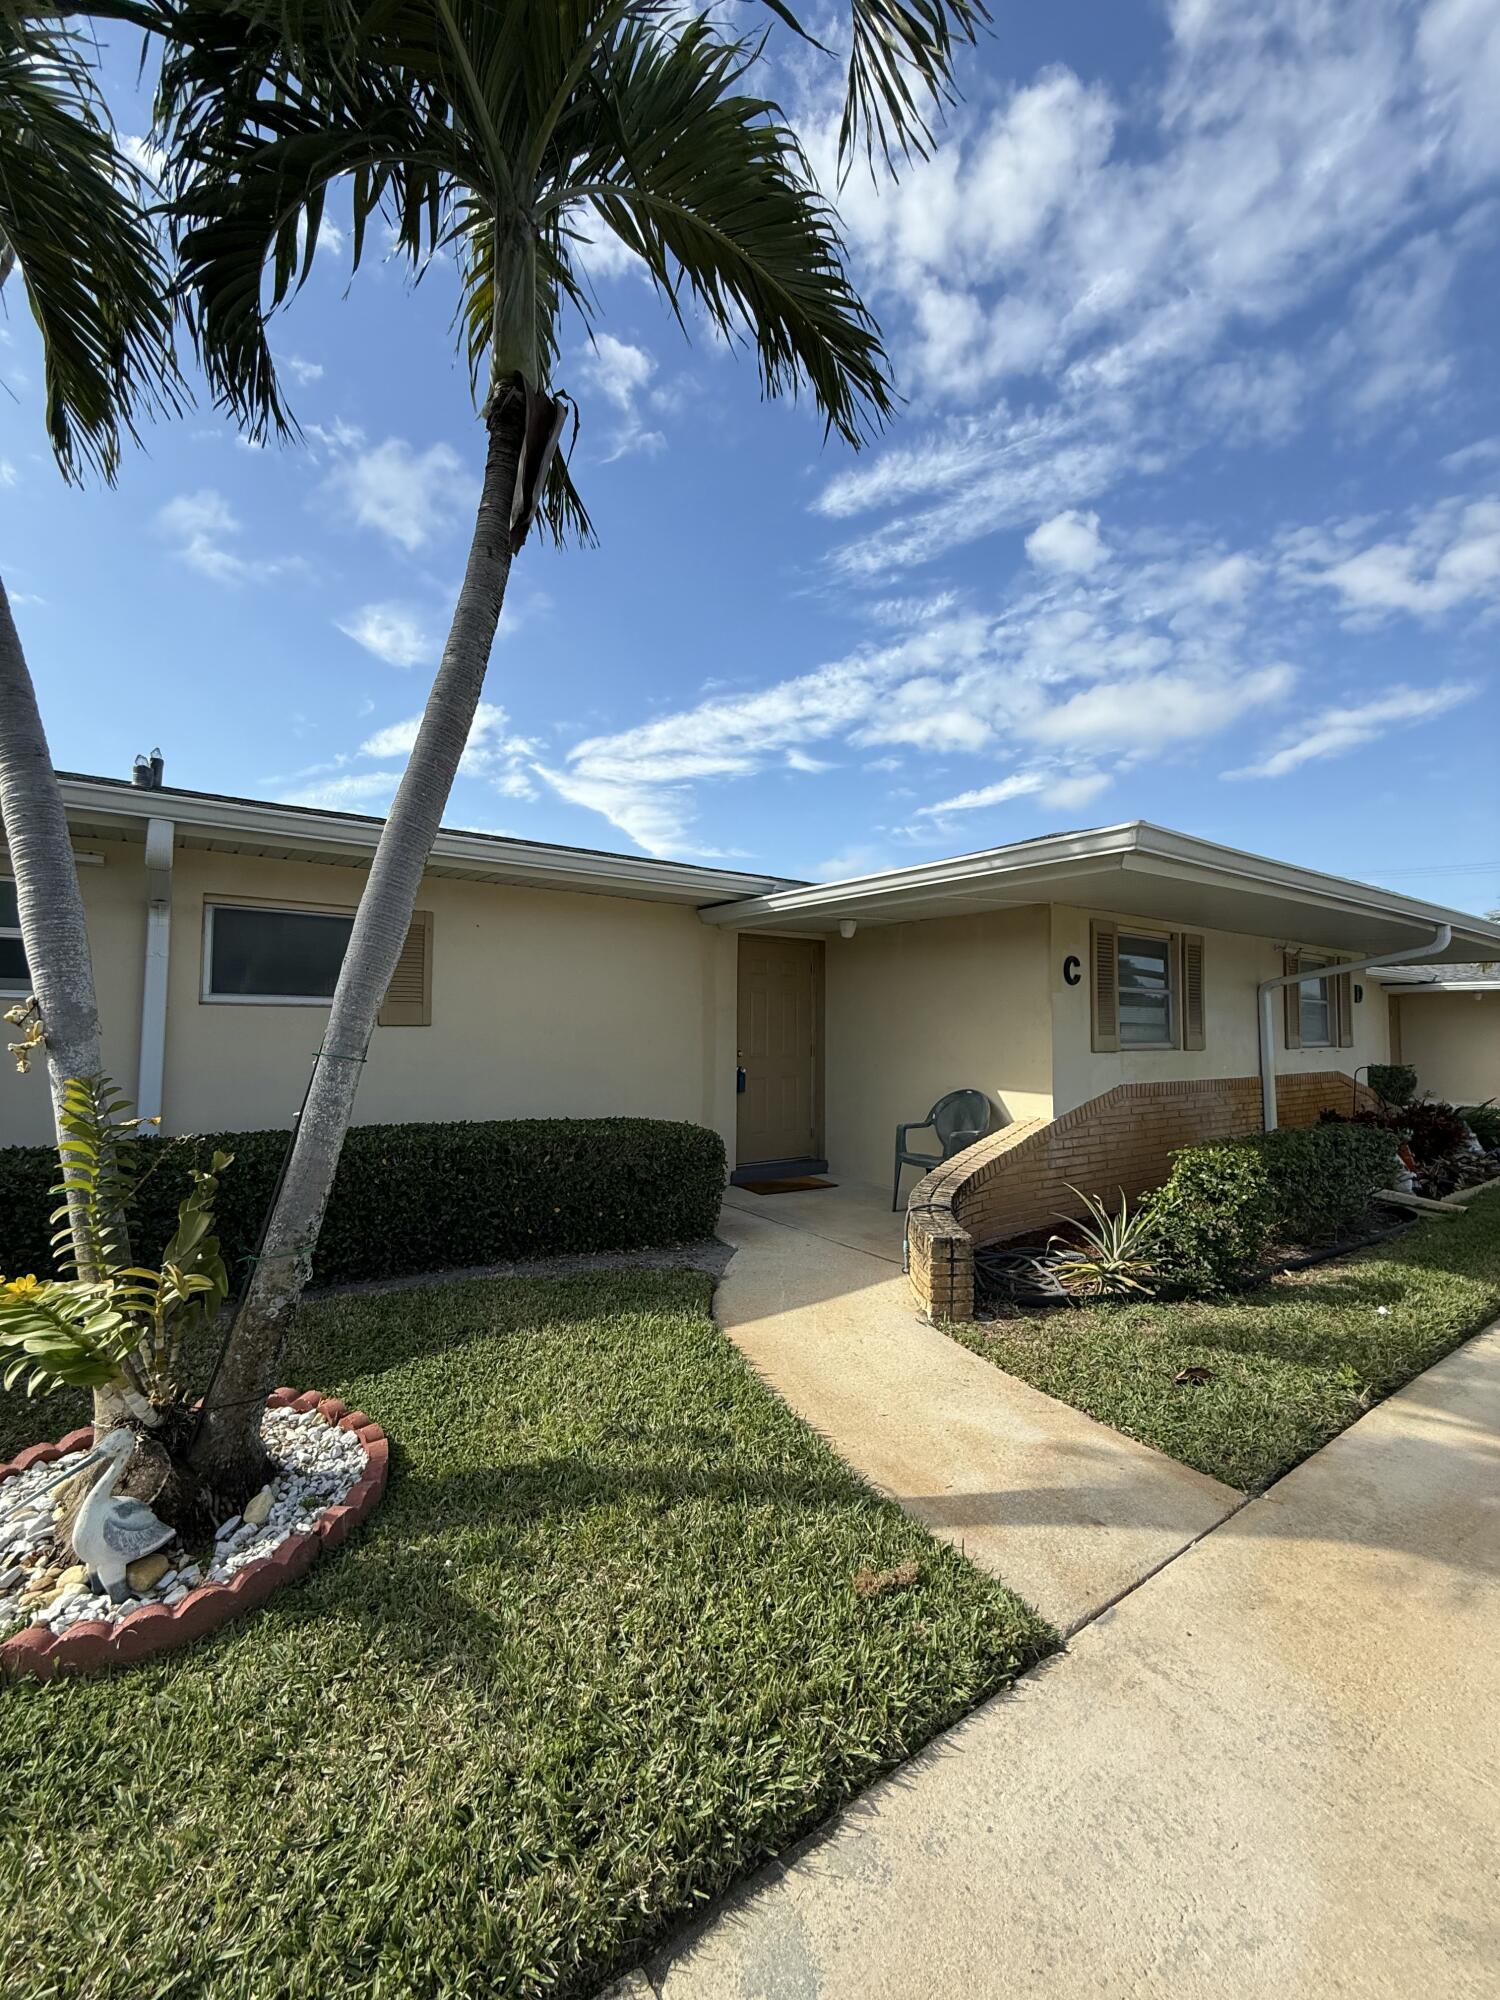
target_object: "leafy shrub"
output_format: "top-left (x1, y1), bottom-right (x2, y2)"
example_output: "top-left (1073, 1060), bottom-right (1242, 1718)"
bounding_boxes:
top-left (0, 1117), bottom-right (726, 1290)
top-left (1460, 1101), bottom-right (1500, 1151)
top-left (1144, 1121), bottom-right (1400, 1295)
top-left (1366, 1062), bottom-right (1418, 1109)
top-left (1143, 1144), bottom-right (1278, 1296)
top-left (1240, 1122), bottom-right (1400, 1242)
top-left (1388, 1099), bottom-right (1471, 1166)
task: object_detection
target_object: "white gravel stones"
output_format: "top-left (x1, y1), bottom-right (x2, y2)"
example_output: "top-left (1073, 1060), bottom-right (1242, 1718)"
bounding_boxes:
top-left (0, 1404), bottom-right (369, 1640)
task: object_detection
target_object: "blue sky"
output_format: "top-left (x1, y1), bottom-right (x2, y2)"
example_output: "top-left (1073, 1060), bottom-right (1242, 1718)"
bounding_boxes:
top-left (4, 0), bottom-right (1499, 909)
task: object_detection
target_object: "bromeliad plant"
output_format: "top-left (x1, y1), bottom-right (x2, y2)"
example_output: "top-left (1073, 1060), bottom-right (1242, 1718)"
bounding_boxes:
top-left (0, 1076), bottom-right (232, 1418)
top-left (1044, 1187), bottom-right (1160, 1302)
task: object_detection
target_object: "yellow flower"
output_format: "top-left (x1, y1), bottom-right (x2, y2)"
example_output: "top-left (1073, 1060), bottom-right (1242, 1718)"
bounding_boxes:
top-left (2, 1274), bottom-right (43, 1299)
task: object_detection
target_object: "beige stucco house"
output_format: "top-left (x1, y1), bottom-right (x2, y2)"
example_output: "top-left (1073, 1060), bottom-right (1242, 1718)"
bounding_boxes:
top-left (1380, 963), bottom-right (1500, 1106)
top-left (4, 771), bottom-right (1498, 1314)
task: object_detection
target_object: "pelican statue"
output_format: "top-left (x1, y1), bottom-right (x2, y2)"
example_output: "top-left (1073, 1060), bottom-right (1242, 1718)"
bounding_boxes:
top-left (32, 1428), bottom-right (175, 1602)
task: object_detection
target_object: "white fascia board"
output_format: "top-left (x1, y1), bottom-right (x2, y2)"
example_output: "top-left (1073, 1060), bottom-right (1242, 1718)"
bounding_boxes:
top-left (57, 776), bottom-right (789, 905)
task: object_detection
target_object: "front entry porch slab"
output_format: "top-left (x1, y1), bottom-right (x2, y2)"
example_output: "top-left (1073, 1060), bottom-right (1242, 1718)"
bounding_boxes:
top-left (715, 1183), bottom-right (1239, 1635)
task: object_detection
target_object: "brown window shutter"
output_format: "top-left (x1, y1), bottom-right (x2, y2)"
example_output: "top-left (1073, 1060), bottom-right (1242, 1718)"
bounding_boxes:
top-left (1336, 964), bottom-right (1355, 1047)
top-left (1282, 951), bottom-right (1301, 1050)
top-left (1182, 932), bottom-right (1206, 1051)
top-left (378, 909), bottom-right (432, 1027)
top-left (1090, 918), bottom-right (1119, 1053)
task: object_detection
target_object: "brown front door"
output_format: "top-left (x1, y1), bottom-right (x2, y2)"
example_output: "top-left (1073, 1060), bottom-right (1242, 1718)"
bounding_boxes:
top-left (737, 936), bottom-right (821, 1166)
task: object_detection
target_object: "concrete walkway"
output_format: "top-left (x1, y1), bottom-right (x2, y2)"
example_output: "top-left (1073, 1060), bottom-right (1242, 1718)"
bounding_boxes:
top-left (716, 1184), bottom-right (1239, 1635)
top-left (650, 1322), bottom-right (1500, 2000)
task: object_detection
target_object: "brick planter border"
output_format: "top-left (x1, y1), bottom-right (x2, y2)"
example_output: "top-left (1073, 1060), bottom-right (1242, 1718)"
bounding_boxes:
top-left (0, 1390), bottom-right (389, 1682)
top-left (905, 1070), bottom-right (1379, 1323)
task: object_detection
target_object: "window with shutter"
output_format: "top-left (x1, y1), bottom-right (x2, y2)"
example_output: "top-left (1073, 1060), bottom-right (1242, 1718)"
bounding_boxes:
top-left (1283, 951), bottom-right (1302, 1049)
top-left (378, 910), bottom-right (432, 1027)
top-left (1336, 964), bottom-right (1355, 1047)
top-left (1090, 918), bottom-right (1119, 1052)
top-left (1182, 932), bottom-right (1206, 1051)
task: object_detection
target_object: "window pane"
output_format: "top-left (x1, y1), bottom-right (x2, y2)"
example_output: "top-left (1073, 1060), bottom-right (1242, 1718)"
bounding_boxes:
top-left (1299, 978), bottom-right (1332, 1046)
top-left (1118, 934), bottom-right (1173, 1047)
top-left (0, 880), bottom-right (17, 928)
top-left (209, 906), bottom-right (352, 999)
top-left (0, 934), bottom-right (28, 986)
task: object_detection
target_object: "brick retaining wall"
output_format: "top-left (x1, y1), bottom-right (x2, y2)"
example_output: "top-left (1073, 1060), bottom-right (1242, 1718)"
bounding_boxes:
top-left (905, 1071), bottom-right (1378, 1322)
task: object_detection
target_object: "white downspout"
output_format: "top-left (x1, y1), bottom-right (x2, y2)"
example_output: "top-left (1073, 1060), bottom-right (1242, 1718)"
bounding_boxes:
top-left (136, 817), bottom-right (173, 1129)
top-left (1256, 922), bottom-right (1452, 1131)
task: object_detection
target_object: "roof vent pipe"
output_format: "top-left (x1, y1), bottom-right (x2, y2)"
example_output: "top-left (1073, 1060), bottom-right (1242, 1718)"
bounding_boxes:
top-left (1256, 922), bottom-right (1452, 1132)
top-left (148, 747), bottom-right (164, 789)
top-left (131, 749), bottom-right (165, 790)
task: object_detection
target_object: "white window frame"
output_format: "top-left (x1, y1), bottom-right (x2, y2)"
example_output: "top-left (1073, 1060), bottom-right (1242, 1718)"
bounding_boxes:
top-left (1297, 955), bottom-right (1336, 1048)
top-left (0, 875), bottom-right (28, 996)
top-left (1116, 927), bottom-right (1178, 1050)
top-left (200, 899), bottom-right (355, 1007)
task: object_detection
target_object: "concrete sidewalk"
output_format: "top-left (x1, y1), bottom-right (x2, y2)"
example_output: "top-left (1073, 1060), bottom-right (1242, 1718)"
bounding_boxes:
top-left (651, 1322), bottom-right (1500, 2000)
top-left (715, 1185), bottom-right (1239, 1635)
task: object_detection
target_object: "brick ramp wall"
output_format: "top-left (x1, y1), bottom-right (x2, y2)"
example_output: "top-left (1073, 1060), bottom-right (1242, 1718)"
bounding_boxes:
top-left (905, 1071), bottom-right (1377, 1322)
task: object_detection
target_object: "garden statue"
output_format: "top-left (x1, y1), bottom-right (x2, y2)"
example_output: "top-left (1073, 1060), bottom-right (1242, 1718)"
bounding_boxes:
top-left (32, 1428), bottom-right (174, 1601)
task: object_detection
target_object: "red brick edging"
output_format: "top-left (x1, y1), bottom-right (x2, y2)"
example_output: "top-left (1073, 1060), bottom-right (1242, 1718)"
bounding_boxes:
top-left (0, 1390), bottom-right (389, 1682)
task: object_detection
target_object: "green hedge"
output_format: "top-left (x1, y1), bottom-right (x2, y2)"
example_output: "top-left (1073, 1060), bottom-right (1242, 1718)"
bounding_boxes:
top-left (0, 1117), bottom-right (727, 1287)
top-left (1145, 1121), bottom-right (1400, 1297)
top-left (1242, 1122), bottom-right (1400, 1243)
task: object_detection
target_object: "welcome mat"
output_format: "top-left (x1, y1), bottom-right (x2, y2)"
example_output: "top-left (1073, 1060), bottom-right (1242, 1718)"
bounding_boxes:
top-left (739, 1177), bottom-right (838, 1195)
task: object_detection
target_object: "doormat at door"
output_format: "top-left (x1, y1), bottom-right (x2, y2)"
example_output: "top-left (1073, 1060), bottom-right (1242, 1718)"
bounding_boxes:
top-left (739, 1177), bottom-right (838, 1195)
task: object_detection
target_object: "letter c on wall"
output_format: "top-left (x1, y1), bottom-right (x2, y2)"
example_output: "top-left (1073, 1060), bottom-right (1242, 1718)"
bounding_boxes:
top-left (1063, 954), bottom-right (1082, 986)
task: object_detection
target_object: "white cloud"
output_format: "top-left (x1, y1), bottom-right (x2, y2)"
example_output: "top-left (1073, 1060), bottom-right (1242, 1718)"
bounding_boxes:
top-left (582, 333), bottom-right (654, 410)
top-left (918, 772), bottom-right (1047, 815)
top-left (1225, 683), bottom-right (1477, 778)
top-left (1019, 664), bottom-right (1295, 754)
top-left (799, 1), bottom-right (1500, 577)
top-left (1026, 509), bottom-right (1107, 574)
top-left (0, 459), bottom-right (17, 488)
top-left (579, 333), bottom-right (666, 460)
top-left (282, 354), bottom-right (325, 386)
top-left (337, 603), bottom-right (435, 669)
top-left (1285, 499), bottom-right (1500, 618)
top-left (156, 489), bottom-right (286, 584)
top-left (358, 703), bottom-right (512, 776)
top-left (326, 438), bottom-right (469, 551)
top-left (281, 770), bottom-right (400, 812)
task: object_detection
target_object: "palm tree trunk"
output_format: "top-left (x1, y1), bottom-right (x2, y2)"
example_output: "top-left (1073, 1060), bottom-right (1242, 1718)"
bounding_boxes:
top-left (188, 391), bottom-right (528, 1495)
top-left (0, 577), bottom-right (146, 1432)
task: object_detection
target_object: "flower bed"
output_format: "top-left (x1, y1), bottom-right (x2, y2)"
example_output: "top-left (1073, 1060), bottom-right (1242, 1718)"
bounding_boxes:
top-left (0, 1390), bottom-right (388, 1680)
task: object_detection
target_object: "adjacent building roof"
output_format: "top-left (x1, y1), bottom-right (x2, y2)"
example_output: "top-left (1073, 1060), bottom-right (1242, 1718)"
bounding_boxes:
top-left (41, 776), bottom-right (1500, 964)
top-left (52, 772), bottom-right (798, 907)
top-left (698, 821), bottom-right (1500, 964)
top-left (1375, 963), bottom-right (1500, 992)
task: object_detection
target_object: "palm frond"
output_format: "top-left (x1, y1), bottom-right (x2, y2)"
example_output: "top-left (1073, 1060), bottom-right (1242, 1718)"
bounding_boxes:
top-left (0, 12), bottom-right (183, 481)
top-left (761, 0), bottom-right (989, 176)
top-left (557, 15), bottom-right (893, 446)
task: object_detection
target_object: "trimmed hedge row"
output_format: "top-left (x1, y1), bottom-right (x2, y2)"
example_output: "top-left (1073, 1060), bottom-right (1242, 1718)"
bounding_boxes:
top-left (1145, 1121), bottom-right (1400, 1296)
top-left (0, 1117), bottom-right (727, 1287)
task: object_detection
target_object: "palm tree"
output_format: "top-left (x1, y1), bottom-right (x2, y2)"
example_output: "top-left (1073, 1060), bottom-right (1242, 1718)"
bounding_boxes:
top-left (156, 0), bottom-right (908, 1491)
top-left (0, 12), bottom-right (180, 1354)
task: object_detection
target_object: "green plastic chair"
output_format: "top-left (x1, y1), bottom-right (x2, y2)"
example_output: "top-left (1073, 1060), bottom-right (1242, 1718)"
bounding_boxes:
top-left (893, 1089), bottom-right (992, 1209)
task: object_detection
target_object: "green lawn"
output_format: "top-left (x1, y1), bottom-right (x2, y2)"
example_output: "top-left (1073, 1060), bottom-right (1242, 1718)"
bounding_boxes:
top-left (951, 1188), bottom-right (1500, 1492)
top-left (1, 1269), bottom-right (1052, 2000)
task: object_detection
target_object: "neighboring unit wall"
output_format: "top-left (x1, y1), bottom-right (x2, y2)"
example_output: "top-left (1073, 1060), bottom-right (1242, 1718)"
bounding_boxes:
top-left (0, 834), bottom-right (148, 1149)
top-left (1049, 907), bottom-right (1391, 1115)
top-left (823, 904), bottom-right (1052, 1188)
top-left (1392, 991), bottom-right (1499, 1105)
top-left (160, 849), bottom-right (739, 1150)
top-left (905, 1069), bottom-right (1377, 1322)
